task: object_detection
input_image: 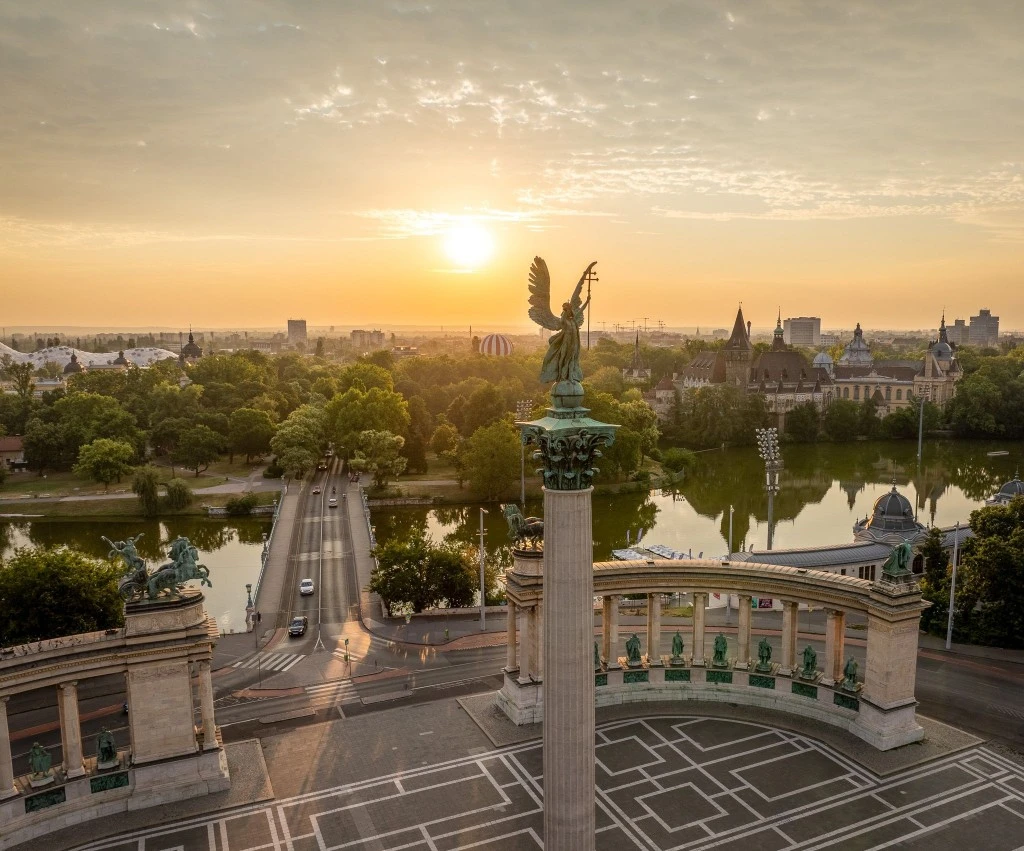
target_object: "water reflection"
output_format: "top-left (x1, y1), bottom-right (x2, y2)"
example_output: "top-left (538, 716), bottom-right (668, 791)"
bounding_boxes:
top-left (0, 518), bottom-right (271, 634)
top-left (372, 439), bottom-right (1021, 563)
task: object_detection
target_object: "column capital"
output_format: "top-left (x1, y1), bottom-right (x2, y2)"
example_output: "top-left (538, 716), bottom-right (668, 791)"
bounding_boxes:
top-left (59, 680), bottom-right (79, 690)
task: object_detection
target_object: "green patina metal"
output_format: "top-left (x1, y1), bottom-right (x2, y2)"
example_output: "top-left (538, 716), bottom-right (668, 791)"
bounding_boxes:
top-left (90, 772), bottom-right (130, 793)
top-left (834, 692), bottom-right (860, 711)
top-left (595, 673), bottom-right (608, 687)
top-left (750, 674), bottom-right (776, 689)
top-left (792, 681), bottom-right (818, 699)
top-left (623, 670), bottom-right (649, 684)
top-left (705, 669), bottom-right (733, 685)
top-left (665, 668), bottom-right (691, 683)
top-left (24, 786), bottom-right (66, 813)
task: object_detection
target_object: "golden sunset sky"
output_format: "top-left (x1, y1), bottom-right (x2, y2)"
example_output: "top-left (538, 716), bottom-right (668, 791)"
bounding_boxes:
top-left (2, 2), bottom-right (1023, 331)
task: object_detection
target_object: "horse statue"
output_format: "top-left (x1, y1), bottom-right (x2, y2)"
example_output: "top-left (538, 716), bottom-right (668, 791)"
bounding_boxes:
top-left (146, 536), bottom-right (211, 599)
top-left (502, 504), bottom-right (544, 550)
top-left (881, 541), bottom-right (913, 579)
top-left (104, 534), bottom-right (151, 600)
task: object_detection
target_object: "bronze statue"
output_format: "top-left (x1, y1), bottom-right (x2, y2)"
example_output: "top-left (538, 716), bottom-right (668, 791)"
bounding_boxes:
top-left (594, 641), bottom-right (602, 671)
top-left (502, 504), bottom-right (543, 550)
top-left (28, 742), bottom-right (51, 778)
top-left (801, 645), bottom-right (817, 679)
top-left (96, 728), bottom-right (117, 764)
top-left (712, 633), bottom-right (729, 667)
top-left (625, 633), bottom-right (642, 666)
top-left (671, 631), bottom-right (684, 661)
top-left (882, 541), bottom-right (913, 578)
top-left (528, 257), bottom-right (594, 387)
top-left (842, 656), bottom-right (859, 691)
top-left (756, 637), bottom-right (773, 672)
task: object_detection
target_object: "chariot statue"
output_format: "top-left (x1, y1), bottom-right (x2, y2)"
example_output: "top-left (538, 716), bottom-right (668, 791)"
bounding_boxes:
top-left (104, 533), bottom-right (211, 602)
top-left (502, 504), bottom-right (543, 550)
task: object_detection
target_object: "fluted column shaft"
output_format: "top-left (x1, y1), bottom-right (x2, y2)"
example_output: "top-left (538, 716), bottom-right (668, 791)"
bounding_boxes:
top-left (0, 697), bottom-right (16, 799)
top-left (198, 660), bottom-right (219, 750)
top-left (692, 592), bottom-right (707, 666)
top-left (646, 594), bottom-right (662, 665)
top-left (781, 601), bottom-right (799, 675)
top-left (736, 595), bottom-right (752, 668)
top-left (506, 603), bottom-right (519, 672)
top-left (603, 595), bottom-right (620, 668)
top-left (533, 602), bottom-right (544, 680)
top-left (542, 487), bottom-right (595, 851)
top-left (519, 605), bottom-right (535, 684)
top-left (823, 609), bottom-right (845, 685)
top-left (58, 681), bottom-right (85, 778)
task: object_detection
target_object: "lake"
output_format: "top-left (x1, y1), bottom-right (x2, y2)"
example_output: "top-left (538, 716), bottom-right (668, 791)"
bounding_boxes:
top-left (371, 439), bottom-right (1022, 563)
top-left (0, 517), bottom-right (271, 634)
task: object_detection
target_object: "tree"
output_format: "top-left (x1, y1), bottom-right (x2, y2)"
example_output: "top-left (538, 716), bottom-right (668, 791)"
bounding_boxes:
top-left (73, 438), bottom-right (135, 490)
top-left (785, 402), bottom-right (820, 442)
top-left (325, 386), bottom-right (408, 459)
top-left (461, 385), bottom-right (507, 436)
top-left (172, 424), bottom-right (224, 477)
top-left (163, 477), bottom-right (193, 510)
top-left (462, 421), bottom-right (520, 501)
top-left (430, 422), bottom-right (461, 457)
top-left (22, 418), bottom-right (66, 475)
top-left (369, 531), bottom-right (476, 614)
top-left (0, 547), bottom-right (124, 645)
top-left (132, 466), bottom-right (161, 517)
top-left (402, 395), bottom-right (433, 474)
top-left (351, 430), bottom-right (407, 488)
top-left (229, 407), bottom-right (276, 463)
top-left (269, 404), bottom-right (325, 477)
top-left (662, 447), bottom-right (697, 476)
top-left (822, 399), bottom-right (860, 442)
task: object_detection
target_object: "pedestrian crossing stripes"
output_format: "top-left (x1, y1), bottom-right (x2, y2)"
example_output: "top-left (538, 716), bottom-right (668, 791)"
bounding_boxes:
top-left (305, 679), bottom-right (361, 705)
top-left (232, 652), bottom-right (306, 673)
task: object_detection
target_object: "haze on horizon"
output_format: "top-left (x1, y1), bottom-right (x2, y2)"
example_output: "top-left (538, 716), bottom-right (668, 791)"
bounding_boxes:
top-left (2, 1), bottom-right (1023, 332)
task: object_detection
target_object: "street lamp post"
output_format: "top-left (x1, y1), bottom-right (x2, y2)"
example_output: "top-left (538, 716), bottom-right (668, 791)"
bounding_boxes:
top-left (755, 427), bottom-right (783, 551)
top-left (946, 521), bottom-right (960, 650)
top-left (479, 507), bottom-right (488, 631)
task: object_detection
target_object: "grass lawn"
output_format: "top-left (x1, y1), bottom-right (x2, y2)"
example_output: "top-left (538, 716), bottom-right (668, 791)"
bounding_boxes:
top-left (0, 490), bottom-right (277, 519)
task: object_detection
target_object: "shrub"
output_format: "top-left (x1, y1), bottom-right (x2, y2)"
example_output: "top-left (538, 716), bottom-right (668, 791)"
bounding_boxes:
top-left (225, 493), bottom-right (259, 516)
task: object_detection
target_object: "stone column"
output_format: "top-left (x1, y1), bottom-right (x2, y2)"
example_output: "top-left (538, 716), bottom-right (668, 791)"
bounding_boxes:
top-left (780, 601), bottom-right (798, 676)
top-left (736, 594), bottom-right (752, 669)
top-left (692, 592), bottom-right (707, 666)
top-left (604, 596), bottom-right (620, 668)
top-left (197, 660), bottom-right (219, 751)
top-left (505, 603), bottom-right (519, 673)
top-left (519, 605), bottom-right (535, 684)
top-left (0, 697), bottom-right (17, 799)
top-left (821, 609), bottom-right (845, 686)
top-left (646, 593), bottom-right (662, 665)
top-left (57, 681), bottom-right (86, 778)
top-left (542, 486), bottom-right (596, 850)
top-left (533, 602), bottom-right (544, 681)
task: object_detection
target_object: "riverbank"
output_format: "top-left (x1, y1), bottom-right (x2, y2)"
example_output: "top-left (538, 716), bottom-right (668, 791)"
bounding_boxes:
top-left (0, 488), bottom-right (280, 519)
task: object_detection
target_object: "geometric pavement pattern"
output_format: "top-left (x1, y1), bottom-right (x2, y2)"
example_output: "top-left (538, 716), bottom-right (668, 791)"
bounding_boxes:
top-left (71, 716), bottom-right (1024, 851)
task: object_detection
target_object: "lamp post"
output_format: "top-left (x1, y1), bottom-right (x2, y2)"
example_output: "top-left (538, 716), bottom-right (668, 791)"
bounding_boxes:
top-left (946, 521), bottom-right (960, 650)
top-left (479, 507), bottom-right (488, 631)
top-left (245, 583), bottom-right (254, 632)
top-left (755, 427), bottom-right (782, 551)
top-left (515, 399), bottom-right (532, 508)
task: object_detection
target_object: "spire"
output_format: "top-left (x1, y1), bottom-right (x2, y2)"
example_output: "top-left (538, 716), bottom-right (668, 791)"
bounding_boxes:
top-left (938, 312), bottom-right (949, 344)
top-left (724, 306), bottom-right (751, 351)
top-left (772, 310), bottom-right (786, 350)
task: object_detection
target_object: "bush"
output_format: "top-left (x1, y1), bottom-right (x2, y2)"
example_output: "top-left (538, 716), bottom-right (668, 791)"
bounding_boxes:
top-left (225, 493), bottom-right (259, 516)
top-left (662, 447), bottom-right (697, 474)
top-left (163, 478), bottom-right (193, 510)
top-left (263, 459), bottom-right (285, 478)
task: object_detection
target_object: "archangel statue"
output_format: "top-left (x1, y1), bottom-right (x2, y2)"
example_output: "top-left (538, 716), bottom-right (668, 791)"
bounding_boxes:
top-left (528, 257), bottom-right (594, 390)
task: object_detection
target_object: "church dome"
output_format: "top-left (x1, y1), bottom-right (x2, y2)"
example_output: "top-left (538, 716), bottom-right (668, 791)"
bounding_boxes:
top-left (812, 351), bottom-right (833, 367)
top-left (63, 352), bottom-right (84, 374)
top-left (867, 485), bottom-right (917, 531)
top-left (113, 350), bottom-right (132, 366)
top-left (931, 340), bottom-right (953, 361)
top-left (998, 476), bottom-right (1024, 498)
top-left (839, 323), bottom-right (873, 365)
top-left (479, 333), bottom-right (513, 356)
top-left (181, 330), bottom-right (202, 359)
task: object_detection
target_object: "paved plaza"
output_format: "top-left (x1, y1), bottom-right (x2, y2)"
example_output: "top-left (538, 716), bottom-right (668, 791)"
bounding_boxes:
top-left (67, 712), bottom-right (1024, 851)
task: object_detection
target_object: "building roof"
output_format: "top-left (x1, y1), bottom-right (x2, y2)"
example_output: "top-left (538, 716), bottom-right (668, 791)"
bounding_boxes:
top-left (750, 351), bottom-right (812, 383)
top-left (678, 350), bottom-right (726, 383)
top-left (181, 330), bottom-right (202, 359)
top-left (0, 435), bottom-right (24, 453)
top-left (723, 307), bottom-right (751, 352)
top-left (655, 375), bottom-right (675, 392)
top-left (839, 323), bottom-right (873, 365)
top-left (63, 352), bottom-right (84, 374)
top-left (728, 541), bottom-right (894, 568)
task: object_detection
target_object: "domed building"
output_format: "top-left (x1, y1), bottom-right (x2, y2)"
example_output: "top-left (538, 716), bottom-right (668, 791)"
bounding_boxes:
top-left (479, 333), bottom-right (513, 356)
top-left (812, 350), bottom-right (834, 378)
top-left (113, 350), bottom-right (132, 367)
top-left (179, 329), bottom-right (203, 364)
top-left (987, 474), bottom-right (1024, 506)
top-left (853, 484), bottom-right (928, 546)
top-left (838, 323), bottom-right (873, 366)
top-left (63, 352), bottom-right (85, 375)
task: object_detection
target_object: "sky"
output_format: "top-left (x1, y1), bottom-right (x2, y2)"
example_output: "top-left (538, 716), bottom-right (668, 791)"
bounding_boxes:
top-left (2, 1), bottom-right (1023, 332)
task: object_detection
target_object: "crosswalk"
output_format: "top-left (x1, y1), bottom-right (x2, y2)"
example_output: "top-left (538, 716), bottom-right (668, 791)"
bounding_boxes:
top-left (232, 652), bottom-right (306, 673)
top-left (305, 679), bottom-right (361, 706)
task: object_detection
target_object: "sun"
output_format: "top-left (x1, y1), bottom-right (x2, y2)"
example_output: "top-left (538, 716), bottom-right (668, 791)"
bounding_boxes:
top-left (443, 220), bottom-right (494, 269)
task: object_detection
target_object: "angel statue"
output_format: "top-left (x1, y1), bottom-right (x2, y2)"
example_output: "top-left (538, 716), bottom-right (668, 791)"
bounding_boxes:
top-left (528, 257), bottom-right (595, 396)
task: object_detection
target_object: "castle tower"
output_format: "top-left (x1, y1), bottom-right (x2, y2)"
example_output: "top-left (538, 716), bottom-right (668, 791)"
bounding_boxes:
top-left (723, 306), bottom-right (752, 387)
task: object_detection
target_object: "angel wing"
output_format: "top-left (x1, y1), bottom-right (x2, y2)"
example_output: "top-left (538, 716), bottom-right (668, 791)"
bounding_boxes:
top-left (528, 256), bottom-right (561, 331)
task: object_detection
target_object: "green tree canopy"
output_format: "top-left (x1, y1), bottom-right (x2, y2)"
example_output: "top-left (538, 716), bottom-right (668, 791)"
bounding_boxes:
top-left (229, 407), bottom-right (276, 463)
top-left (171, 424), bottom-right (225, 477)
top-left (73, 438), bottom-right (136, 490)
top-left (132, 465), bottom-right (161, 517)
top-left (163, 477), bottom-right (194, 510)
top-left (369, 531), bottom-right (476, 614)
top-left (463, 420), bottom-right (520, 501)
top-left (351, 429), bottom-right (407, 488)
top-left (0, 547), bottom-right (124, 645)
top-left (821, 399), bottom-right (860, 442)
top-left (269, 403), bottom-right (325, 477)
top-left (326, 385), bottom-right (409, 459)
top-left (785, 402), bottom-right (820, 443)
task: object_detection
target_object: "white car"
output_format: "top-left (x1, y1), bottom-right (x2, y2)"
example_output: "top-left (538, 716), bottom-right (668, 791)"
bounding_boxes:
top-left (328, 497), bottom-right (338, 508)
top-left (299, 578), bottom-right (315, 596)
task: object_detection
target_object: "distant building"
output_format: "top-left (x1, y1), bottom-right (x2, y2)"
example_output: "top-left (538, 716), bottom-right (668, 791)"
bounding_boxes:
top-left (179, 330), bottom-right (203, 364)
top-left (350, 329), bottom-right (386, 350)
top-left (783, 316), bottom-right (821, 347)
top-left (820, 332), bottom-right (842, 347)
top-left (622, 332), bottom-right (652, 383)
top-left (287, 319), bottom-right (308, 348)
top-left (947, 319), bottom-right (969, 346)
top-left (391, 345), bottom-right (419, 358)
top-left (0, 435), bottom-right (25, 469)
top-left (969, 308), bottom-right (999, 347)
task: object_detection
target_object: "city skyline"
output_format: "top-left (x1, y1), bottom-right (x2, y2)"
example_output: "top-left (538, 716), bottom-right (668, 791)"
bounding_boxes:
top-left (2, 2), bottom-right (1023, 328)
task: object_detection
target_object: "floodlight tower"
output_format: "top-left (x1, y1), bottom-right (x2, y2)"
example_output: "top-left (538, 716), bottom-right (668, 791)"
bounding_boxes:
top-left (755, 427), bottom-right (783, 550)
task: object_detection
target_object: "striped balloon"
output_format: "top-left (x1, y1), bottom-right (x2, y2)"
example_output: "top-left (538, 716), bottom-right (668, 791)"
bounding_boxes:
top-left (479, 333), bottom-right (514, 356)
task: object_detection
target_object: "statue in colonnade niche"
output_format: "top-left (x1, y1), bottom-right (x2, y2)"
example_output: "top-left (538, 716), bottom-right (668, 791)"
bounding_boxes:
top-left (800, 645), bottom-right (818, 680)
top-left (712, 633), bottom-right (729, 668)
top-left (28, 742), bottom-right (52, 779)
top-left (670, 631), bottom-right (684, 664)
top-left (755, 637), bottom-right (773, 673)
top-left (841, 656), bottom-right (859, 692)
top-left (625, 633), bottom-right (642, 667)
top-left (96, 728), bottom-right (117, 767)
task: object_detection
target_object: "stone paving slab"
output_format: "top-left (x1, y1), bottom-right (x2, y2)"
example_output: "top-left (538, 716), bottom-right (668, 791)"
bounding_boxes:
top-left (63, 710), bottom-right (1024, 851)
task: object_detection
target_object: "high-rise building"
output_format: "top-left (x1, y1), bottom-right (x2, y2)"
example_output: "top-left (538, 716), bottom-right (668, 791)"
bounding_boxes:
top-left (287, 319), bottom-right (307, 347)
top-left (783, 316), bottom-right (821, 347)
top-left (947, 319), bottom-right (969, 346)
top-left (350, 329), bottom-right (386, 349)
top-left (969, 309), bottom-right (999, 347)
